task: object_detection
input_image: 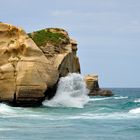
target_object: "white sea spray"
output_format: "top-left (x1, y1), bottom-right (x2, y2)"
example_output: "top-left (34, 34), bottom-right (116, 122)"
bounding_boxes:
top-left (43, 73), bottom-right (89, 108)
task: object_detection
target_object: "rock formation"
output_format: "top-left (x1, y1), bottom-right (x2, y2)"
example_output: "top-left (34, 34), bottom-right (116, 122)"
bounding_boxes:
top-left (0, 22), bottom-right (112, 107)
top-left (84, 74), bottom-right (113, 97)
top-left (28, 28), bottom-right (81, 100)
top-left (0, 23), bottom-right (80, 106)
top-left (28, 28), bottom-right (80, 77)
top-left (84, 74), bottom-right (99, 92)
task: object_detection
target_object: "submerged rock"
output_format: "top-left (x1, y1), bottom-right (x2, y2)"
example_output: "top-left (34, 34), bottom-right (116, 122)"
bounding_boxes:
top-left (84, 74), bottom-right (113, 97)
top-left (90, 89), bottom-right (113, 97)
top-left (0, 23), bottom-right (80, 106)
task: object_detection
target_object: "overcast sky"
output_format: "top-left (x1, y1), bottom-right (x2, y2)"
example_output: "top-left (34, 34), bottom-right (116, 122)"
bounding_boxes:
top-left (1, 0), bottom-right (140, 87)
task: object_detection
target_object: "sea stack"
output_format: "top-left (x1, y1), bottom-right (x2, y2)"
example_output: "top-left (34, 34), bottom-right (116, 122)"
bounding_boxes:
top-left (84, 74), bottom-right (113, 96)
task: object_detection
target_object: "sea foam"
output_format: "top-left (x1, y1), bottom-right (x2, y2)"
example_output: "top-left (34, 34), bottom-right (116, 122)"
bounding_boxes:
top-left (43, 73), bottom-right (89, 108)
top-left (0, 103), bottom-right (15, 115)
top-left (129, 107), bottom-right (140, 114)
top-left (113, 96), bottom-right (128, 99)
top-left (134, 99), bottom-right (140, 103)
top-left (89, 97), bottom-right (111, 101)
top-left (89, 96), bottom-right (128, 102)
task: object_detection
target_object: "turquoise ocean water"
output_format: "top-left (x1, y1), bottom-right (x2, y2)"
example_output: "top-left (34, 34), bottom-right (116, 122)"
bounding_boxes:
top-left (0, 88), bottom-right (140, 140)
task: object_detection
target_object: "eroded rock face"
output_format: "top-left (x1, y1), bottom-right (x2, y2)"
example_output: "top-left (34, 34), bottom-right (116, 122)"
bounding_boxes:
top-left (0, 23), bottom-right (80, 106)
top-left (84, 74), bottom-right (99, 92)
top-left (28, 28), bottom-right (81, 77)
top-left (0, 23), bottom-right (59, 106)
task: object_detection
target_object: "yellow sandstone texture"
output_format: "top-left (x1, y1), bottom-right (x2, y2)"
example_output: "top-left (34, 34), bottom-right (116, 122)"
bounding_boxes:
top-left (0, 23), bottom-right (80, 106)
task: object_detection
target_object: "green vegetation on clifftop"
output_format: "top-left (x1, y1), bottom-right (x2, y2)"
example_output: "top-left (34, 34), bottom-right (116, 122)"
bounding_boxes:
top-left (28, 28), bottom-right (69, 47)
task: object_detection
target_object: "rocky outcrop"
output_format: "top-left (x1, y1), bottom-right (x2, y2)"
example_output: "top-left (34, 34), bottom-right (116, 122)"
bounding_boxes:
top-left (0, 23), bottom-right (80, 106)
top-left (28, 28), bottom-right (80, 77)
top-left (84, 74), bottom-right (113, 97)
top-left (84, 74), bottom-right (99, 91)
top-left (28, 28), bottom-right (81, 99)
top-left (92, 89), bottom-right (113, 97)
top-left (0, 22), bottom-right (112, 106)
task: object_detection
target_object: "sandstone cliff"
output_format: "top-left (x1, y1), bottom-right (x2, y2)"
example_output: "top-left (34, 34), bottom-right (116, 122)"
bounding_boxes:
top-left (0, 22), bottom-right (112, 107)
top-left (0, 23), bottom-right (80, 106)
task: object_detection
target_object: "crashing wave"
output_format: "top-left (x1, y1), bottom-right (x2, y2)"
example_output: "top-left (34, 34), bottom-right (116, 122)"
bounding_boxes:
top-left (43, 73), bottom-right (89, 108)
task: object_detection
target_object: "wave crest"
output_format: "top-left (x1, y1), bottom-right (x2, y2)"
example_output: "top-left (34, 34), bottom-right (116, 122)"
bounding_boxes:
top-left (0, 103), bottom-right (15, 115)
top-left (134, 99), bottom-right (140, 103)
top-left (129, 107), bottom-right (140, 114)
top-left (89, 96), bottom-right (128, 102)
